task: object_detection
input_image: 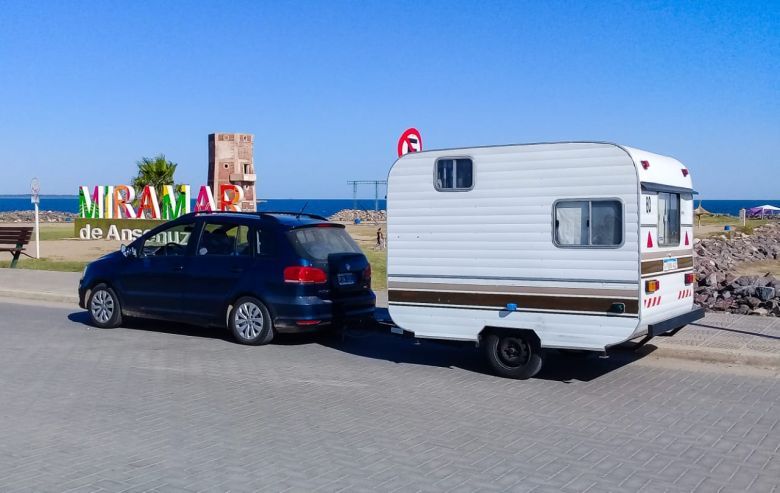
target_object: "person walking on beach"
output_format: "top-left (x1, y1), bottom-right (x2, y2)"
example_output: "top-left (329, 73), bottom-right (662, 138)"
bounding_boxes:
top-left (376, 227), bottom-right (385, 250)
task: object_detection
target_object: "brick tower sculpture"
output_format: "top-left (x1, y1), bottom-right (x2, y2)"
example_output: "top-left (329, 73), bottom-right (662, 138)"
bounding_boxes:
top-left (208, 133), bottom-right (257, 212)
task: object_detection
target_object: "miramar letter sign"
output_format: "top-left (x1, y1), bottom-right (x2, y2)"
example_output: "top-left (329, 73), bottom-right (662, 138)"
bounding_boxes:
top-left (77, 184), bottom-right (245, 240)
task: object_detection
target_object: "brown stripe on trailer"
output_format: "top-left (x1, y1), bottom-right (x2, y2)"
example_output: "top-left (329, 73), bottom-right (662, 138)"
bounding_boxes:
top-left (387, 281), bottom-right (637, 298)
top-left (641, 249), bottom-right (693, 260)
top-left (388, 290), bottom-right (640, 315)
top-left (641, 256), bottom-right (693, 275)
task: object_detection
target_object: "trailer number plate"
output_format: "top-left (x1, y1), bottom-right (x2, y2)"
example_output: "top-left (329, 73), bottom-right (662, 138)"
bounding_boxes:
top-left (338, 273), bottom-right (356, 285)
top-left (663, 258), bottom-right (678, 271)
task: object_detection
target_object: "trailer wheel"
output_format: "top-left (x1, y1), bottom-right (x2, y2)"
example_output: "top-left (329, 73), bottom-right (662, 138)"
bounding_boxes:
top-left (484, 332), bottom-right (543, 379)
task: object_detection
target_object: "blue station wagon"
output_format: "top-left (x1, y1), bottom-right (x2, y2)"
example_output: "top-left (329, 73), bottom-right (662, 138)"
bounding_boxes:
top-left (78, 211), bottom-right (376, 344)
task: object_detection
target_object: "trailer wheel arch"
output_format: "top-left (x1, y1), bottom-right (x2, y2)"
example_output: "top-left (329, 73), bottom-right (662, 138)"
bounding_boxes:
top-left (478, 326), bottom-right (541, 349)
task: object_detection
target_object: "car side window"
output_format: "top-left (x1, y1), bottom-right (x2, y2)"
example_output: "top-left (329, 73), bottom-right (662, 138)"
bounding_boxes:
top-left (197, 223), bottom-right (251, 256)
top-left (255, 228), bottom-right (276, 256)
top-left (141, 222), bottom-right (195, 257)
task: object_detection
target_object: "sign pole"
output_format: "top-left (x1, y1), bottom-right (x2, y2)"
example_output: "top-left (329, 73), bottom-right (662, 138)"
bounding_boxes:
top-left (34, 202), bottom-right (40, 259)
top-left (31, 178), bottom-right (40, 259)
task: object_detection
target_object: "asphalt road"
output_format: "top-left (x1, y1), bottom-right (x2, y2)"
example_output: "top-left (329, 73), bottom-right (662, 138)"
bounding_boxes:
top-left (0, 300), bottom-right (778, 492)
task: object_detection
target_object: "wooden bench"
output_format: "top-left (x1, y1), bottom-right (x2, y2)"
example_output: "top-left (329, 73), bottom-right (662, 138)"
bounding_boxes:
top-left (0, 227), bottom-right (33, 268)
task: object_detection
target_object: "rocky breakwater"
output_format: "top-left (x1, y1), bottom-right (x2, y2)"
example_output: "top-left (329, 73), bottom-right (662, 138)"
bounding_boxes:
top-left (329, 209), bottom-right (387, 222)
top-left (694, 223), bottom-right (780, 316)
top-left (0, 210), bottom-right (77, 222)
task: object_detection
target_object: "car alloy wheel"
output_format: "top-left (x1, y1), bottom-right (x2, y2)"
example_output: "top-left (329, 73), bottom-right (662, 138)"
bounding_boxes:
top-left (86, 283), bottom-right (122, 329)
top-left (90, 290), bottom-right (114, 324)
top-left (235, 301), bottom-right (264, 340)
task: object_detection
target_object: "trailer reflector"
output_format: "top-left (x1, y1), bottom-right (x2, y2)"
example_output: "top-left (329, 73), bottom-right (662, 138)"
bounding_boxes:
top-left (645, 280), bottom-right (660, 294)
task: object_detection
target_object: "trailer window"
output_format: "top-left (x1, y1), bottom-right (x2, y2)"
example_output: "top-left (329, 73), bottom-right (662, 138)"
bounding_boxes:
top-left (435, 158), bottom-right (473, 191)
top-left (657, 192), bottom-right (680, 246)
top-left (555, 200), bottom-right (622, 247)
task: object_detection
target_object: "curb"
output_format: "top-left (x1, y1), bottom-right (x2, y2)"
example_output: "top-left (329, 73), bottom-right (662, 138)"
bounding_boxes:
top-left (648, 344), bottom-right (780, 371)
top-left (0, 289), bottom-right (78, 305)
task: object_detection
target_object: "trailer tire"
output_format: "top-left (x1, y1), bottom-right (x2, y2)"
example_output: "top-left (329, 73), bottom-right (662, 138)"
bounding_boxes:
top-left (484, 332), bottom-right (543, 379)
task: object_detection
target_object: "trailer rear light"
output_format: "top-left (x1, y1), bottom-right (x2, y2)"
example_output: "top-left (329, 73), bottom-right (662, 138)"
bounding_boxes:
top-left (641, 160), bottom-right (650, 170)
top-left (684, 273), bottom-right (695, 285)
top-left (284, 266), bottom-right (327, 284)
top-left (681, 168), bottom-right (689, 177)
top-left (645, 280), bottom-right (660, 294)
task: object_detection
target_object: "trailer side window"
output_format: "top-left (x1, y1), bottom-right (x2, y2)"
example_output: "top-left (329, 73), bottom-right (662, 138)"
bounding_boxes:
top-left (657, 192), bottom-right (680, 246)
top-left (555, 200), bottom-right (622, 247)
top-left (435, 158), bottom-right (473, 191)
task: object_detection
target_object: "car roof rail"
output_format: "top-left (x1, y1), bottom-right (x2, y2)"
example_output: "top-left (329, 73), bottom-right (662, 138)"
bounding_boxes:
top-left (258, 211), bottom-right (328, 221)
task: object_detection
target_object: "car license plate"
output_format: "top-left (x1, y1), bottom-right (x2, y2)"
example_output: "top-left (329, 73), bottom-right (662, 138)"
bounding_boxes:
top-left (663, 258), bottom-right (678, 271)
top-left (337, 273), bottom-right (356, 285)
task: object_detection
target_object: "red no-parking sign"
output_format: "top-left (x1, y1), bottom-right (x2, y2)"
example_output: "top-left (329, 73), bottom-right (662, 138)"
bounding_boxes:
top-left (397, 128), bottom-right (423, 157)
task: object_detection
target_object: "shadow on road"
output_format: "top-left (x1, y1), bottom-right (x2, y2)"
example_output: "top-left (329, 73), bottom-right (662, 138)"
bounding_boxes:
top-left (67, 311), bottom-right (233, 342)
top-left (323, 326), bottom-right (655, 383)
top-left (67, 308), bottom-right (654, 382)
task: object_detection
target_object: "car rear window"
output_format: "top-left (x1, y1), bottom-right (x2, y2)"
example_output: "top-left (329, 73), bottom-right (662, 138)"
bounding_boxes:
top-left (287, 226), bottom-right (362, 261)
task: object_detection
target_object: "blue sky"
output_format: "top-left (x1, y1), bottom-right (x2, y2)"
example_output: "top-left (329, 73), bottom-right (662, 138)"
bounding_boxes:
top-left (0, 0), bottom-right (777, 199)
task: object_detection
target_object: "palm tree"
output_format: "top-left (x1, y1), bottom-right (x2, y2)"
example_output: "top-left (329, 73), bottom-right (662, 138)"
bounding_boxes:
top-left (131, 154), bottom-right (178, 191)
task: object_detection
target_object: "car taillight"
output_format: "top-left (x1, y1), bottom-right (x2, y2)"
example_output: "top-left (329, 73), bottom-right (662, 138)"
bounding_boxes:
top-left (645, 280), bottom-right (660, 294)
top-left (284, 266), bottom-right (327, 284)
top-left (684, 273), bottom-right (695, 285)
top-left (363, 264), bottom-right (371, 280)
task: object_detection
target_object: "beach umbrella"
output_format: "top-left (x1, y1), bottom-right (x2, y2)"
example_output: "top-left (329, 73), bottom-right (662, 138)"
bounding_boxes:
top-left (694, 202), bottom-right (711, 226)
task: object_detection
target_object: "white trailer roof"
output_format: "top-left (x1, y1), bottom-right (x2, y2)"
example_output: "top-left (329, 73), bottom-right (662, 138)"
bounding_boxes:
top-left (394, 142), bottom-right (693, 192)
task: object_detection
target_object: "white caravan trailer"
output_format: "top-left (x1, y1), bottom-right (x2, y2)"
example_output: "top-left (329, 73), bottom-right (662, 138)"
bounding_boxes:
top-left (386, 142), bottom-right (704, 378)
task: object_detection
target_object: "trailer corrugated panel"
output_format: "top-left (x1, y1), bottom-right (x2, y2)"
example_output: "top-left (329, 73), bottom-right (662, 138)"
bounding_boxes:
top-left (387, 142), bottom-right (643, 350)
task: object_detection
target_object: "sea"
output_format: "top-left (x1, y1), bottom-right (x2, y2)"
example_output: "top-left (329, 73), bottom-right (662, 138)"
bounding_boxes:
top-left (0, 196), bottom-right (387, 218)
top-left (0, 196), bottom-right (777, 218)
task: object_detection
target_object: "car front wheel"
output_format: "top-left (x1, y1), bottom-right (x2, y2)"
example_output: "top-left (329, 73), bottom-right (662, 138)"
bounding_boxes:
top-left (87, 283), bottom-right (123, 328)
top-left (230, 297), bottom-right (274, 345)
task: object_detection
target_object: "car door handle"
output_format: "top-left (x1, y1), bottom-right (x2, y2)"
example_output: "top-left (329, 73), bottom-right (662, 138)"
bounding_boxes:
top-left (172, 265), bottom-right (184, 271)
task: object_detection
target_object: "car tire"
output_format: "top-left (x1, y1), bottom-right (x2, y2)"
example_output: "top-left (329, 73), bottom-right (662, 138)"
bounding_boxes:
top-left (229, 297), bottom-right (274, 345)
top-left (484, 332), bottom-right (543, 379)
top-left (87, 283), bottom-right (123, 328)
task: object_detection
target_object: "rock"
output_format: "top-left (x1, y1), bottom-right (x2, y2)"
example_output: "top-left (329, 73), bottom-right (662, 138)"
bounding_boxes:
top-left (328, 209), bottom-right (386, 222)
top-left (755, 286), bottom-right (776, 301)
top-left (736, 304), bottom-right (751, 315)
top-left (0, 210), bottom-right (76, 222)
top-left (750, 308), bottom-right (769, 316)
top-left (745, 297), bottom-right (762, 308)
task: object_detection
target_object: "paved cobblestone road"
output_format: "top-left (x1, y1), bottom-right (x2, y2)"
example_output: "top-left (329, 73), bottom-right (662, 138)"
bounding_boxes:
top-left (0, 300), bottom-right (778, 492)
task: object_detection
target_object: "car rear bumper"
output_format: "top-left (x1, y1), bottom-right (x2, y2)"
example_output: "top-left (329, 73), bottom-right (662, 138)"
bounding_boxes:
top-left (272, 291), bottom-right (376, 333)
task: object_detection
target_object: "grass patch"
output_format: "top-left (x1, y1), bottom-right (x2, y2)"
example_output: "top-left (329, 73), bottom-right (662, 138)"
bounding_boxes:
top-left (38, 224), bottom-right (76, 241)
top-left (0, 258), bottom-right (87, 272)
top-left (362, 248), bottom-right (387, 291)
top-left (733, 260), bottom-right (780, 277)
top-left (697, 215), bottom-right (772, 228)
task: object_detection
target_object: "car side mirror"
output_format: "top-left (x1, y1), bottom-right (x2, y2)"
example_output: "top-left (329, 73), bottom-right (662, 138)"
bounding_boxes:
top-left (120, 244), bottom-right (137, 258)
